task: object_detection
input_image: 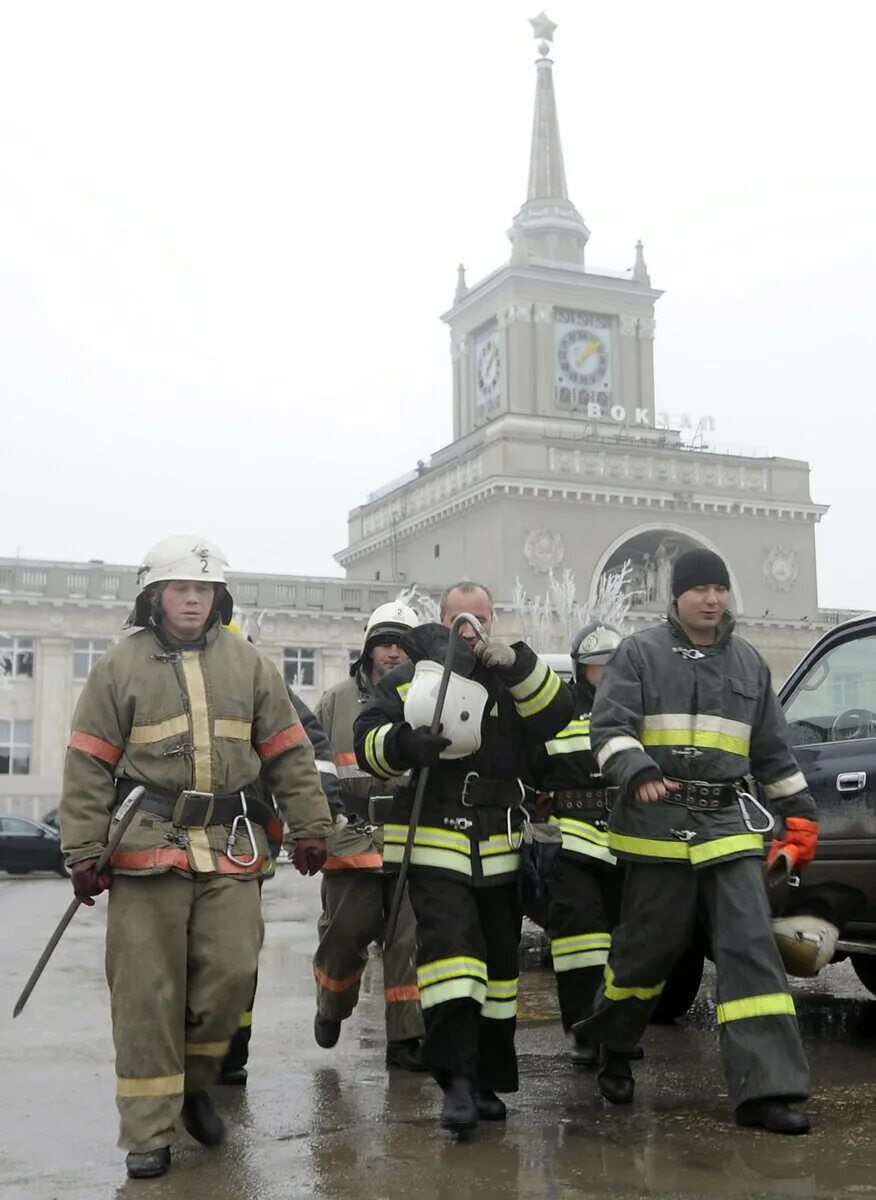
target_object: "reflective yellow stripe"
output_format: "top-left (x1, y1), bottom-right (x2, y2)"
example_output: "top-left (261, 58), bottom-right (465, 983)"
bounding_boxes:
top-left (554, 949), bottom-right (610, 972)
top-left (385, 824), bottom-right (470, 853)
top-left (418, 956), bottom-right (488, 987)
top-left (596, 735), bottom-right (645, 770)
top-left (554, 719), bottom-right (591, 737)
top-left (689, 833), bottom-right (763, 865)
top-left (364, 724), bottom-right (394, 779)
top-left (608, 832), bottom-right (692, 860)
top-left (214, 719), bottom-right (252, 740)
top-left (554, 817), bottom-right (610, 845)
top-left (641, 728), bottom-right (750, 756)
top-left (763, 771), bottom-right (808, 800)
top-left (716, 993), bottom-right (796, 1024)
top-left (238, 1011), bottom-right (253, 1028)
top-left (420, 978), bottom-right (487, 1009)
top-left (182, 651), bottom-right (212, 792)
top-left (642, 713), bottom-right (751, 741)
top-left (481, 852), bottom-right (520, 876)
top-left (117, 1073), bottom-right (185, 1098)
top-left (515, 669), bottom-right (562, 719)
top-left (128, 714), bottom-right (189, 744)
top-left (185, 1040), bottom-right (230, 1056)
top-left (604, 964), bottom-right (665, 1002)
top-left (510, 660), bottom-right (547, 700)
top-left (396, 682), bottom-right (411, 700)
top-left (545, 735), bottom-right (591, 755)
top-left (479, 834), bottom-right (516, 857)
top-left (485, 977), bottom-right (518, 998)
top-left (383, 842), bottom-right (472, 875)
top-left (482, 998), bottom-right (517, 1019)
top-left (551, 933), bottom-right (611, 955)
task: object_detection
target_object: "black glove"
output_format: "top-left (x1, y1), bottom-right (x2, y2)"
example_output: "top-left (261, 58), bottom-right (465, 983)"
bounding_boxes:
top-left (71, 859), bottom-right (112, 906)
top-left (396, 724), bottom-right (452, 768)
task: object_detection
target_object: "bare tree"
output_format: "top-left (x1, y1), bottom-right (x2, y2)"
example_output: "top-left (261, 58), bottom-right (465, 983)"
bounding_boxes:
top-left (511, 565), bottom-right (634, 651)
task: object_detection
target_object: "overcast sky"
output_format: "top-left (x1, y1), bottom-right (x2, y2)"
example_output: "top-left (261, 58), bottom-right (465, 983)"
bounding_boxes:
top-left (0, 1), bottom-right (872, 609)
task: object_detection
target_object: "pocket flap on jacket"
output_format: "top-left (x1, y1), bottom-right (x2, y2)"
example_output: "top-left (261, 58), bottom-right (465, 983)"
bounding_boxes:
top-left (729, 676), bottom-right (759, 700)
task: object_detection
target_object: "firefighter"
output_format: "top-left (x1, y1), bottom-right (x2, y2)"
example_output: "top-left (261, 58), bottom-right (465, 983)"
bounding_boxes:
top-left (311, 602), bottom-right (426, 1070)
top-left (532, 622), bottom-right (641, 1066)
top-left (354, 581), bottom-right (573, 1134)
top-left (59, 536), bottom-right (332, 1179)
top-left (574, 548), bottom-right (818, 1135)
top-left (220, 671), bottom-right (342, 1086)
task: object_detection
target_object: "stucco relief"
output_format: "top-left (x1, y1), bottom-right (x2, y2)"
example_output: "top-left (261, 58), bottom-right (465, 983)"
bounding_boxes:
top-left (362, 458), bottom-right (484, 536)
top-left (524, 528), bottom-right (565, 574)
top-left (763, 547), bottom-right (799, 592)
top-left (547, 448), bottom-right (769, 493)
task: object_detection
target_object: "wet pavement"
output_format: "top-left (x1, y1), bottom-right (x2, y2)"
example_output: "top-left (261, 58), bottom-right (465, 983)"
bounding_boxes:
top-left (2, 870), bottom-right (876, 1200)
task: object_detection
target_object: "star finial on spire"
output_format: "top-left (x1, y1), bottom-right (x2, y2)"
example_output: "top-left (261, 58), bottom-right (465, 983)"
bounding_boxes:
top-left (529, 12), bottom-right (557, 57)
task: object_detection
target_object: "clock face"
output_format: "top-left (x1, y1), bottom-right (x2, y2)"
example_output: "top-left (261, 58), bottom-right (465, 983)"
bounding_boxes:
top-left (554, 310), bottom-right (614, 412)
top-left (474, 328), bottom-right (501, 412)
top-left (556, 325), bottom-right (610, 387)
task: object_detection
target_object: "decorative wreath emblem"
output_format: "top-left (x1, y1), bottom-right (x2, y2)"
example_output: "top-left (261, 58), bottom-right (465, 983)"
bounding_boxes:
top-left (524, 528), bottom-right (565, 575)
top-left (763, 547), bottom-right (798, 592)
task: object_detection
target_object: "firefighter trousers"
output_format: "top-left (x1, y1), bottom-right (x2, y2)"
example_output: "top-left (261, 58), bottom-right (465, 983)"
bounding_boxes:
top-left (408, 873), bottom-right (522, 1093)
top-left (313, 869), bottom-right (424, 1042)
top-left (577, 855), bottom-right (810, 1107)
top-left (546, 855), bottom-right (620, 1032)
top-left (105, 872), bottom-right (263, 1151)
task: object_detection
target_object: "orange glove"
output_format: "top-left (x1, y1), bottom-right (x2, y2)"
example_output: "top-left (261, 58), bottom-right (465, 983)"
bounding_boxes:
top-left (767, 817), bottom-right (818, 870)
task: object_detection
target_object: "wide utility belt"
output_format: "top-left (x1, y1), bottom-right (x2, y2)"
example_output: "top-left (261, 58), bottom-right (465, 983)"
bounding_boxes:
top-left (662, 779), bottom-right (741, 811)
top-left (115, 780), bottom-right (269, 828)
top-left (551, 787), bottom-right (613, 813)
top-left (426, 772), bottom-right (526, 808)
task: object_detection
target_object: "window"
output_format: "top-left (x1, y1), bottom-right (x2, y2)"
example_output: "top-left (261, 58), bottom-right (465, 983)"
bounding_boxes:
top-left (283, 647), bottom-right (316, 689)
top-left (342, 588), bottom-right (361, 610)
top-left (275, 584), bottom-right (297, 605)
top-left (0, 720), bottom-right (31, 774)
top-left (67, 572), bottom-right (89, 596)
top-left (0, 569), bottom-right (13, 591)
top-left (369, 589), bottom-right (388, 606)
top-left (101, 574), bottom-right (121, 597)
top-left (305, 586), bottom-right (324, 608)
top-left (0, 637), bottom-right (34, 679)
top-left (0, 816), bottom-right (39, 834)
top-left (20, 569), bottom-right (46, 591)
top-left (784, 633), bottom-right (876, 745)
top-left (73, 638), bottom-right (112, 680)
top-left (237, 582), bottom-right (258, 604)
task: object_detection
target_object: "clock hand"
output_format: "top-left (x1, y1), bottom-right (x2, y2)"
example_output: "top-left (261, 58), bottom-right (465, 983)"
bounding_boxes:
top-left (576, 339), bottom-right (600, 368)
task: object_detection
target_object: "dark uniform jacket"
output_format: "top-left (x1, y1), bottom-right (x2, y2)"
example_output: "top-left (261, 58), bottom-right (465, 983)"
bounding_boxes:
top-left (353, 624), bottom-right (573, 889)
top-left (591, 607), bottom-right (815, 869)
top-left (532, 678), bottom-right (615, 867)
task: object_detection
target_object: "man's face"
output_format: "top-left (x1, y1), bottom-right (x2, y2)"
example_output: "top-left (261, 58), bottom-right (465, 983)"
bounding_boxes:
top-left (583, 663), bottom-right (606, 688)
top-left (676, 584), bottom-right (728, 639)
top-left (441, 587), bottom-right (494, 645)
top-left (160, 580), bottom-right (216, 640)
top-left (370, 638), bottom-right (407, 680)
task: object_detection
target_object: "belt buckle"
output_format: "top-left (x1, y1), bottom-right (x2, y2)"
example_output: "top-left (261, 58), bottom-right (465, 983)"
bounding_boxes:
top-left (174, 790), bottom-right (215, 827)
top-left (461, 771), bottom-right (479, 808)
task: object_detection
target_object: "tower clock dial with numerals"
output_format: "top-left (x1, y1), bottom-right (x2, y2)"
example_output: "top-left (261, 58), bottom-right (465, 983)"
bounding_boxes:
top-left (474, 326), bottom-right (501, 415)
top-left (554, 310), bottom-right (614, 409)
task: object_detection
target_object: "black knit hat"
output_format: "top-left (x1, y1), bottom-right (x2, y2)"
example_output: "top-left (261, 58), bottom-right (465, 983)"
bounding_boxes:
top-left (672, 548), bottom-right (731, 599)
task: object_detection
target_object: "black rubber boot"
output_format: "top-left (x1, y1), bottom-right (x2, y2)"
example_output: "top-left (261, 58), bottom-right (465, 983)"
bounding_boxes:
top-left (181, 1091), bottom-right (225, 1146)
top-left (474, 1089), bottom-right (507, 1121)
top-left (314, 1013), bottom-right (341, 1049)
top-left (385, 1038), bottom-right (428, 1072)
top-left (218, 1066), bottom-right (248, 1086)
top-left (440, 1076), bottom-right (478, 1133)
top-left (597, 1047), bottom-right (635, 1105)
top-left (566, 1031), bottom-right (599, 1067)
top-left (126, 1147), bottom-right (171, 1179)
top-left (735, 1098), bottom-right (811, 1135)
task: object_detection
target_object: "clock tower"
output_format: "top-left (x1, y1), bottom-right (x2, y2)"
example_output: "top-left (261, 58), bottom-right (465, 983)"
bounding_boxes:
top-left (337, 13), bottom-right (827, 657)
top-left (447, 13), bottom-right (661, 441)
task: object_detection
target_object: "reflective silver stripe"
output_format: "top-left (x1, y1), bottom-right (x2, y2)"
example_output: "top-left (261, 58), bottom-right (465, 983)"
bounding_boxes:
top-left (481, 852), bottom-right (520, 877)
top-left (763, 771), bottom-right (808, 800)
top-left (596, 735), bottom-right (645, 770)
top-left (315, 759), bottom-right (338, 776)
top-left (420, 978), bottom-right (486, 1009)
top-left (642, 713), bottom-right (752, 741)
top-left (552, 949), bottom-right (610, 973)
top-left (545, 734), bottom-right (591, 756)
top-left (510, 660), bottom-right (547, 700)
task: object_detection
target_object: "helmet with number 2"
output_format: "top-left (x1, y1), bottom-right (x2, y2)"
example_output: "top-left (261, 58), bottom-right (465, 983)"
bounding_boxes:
top-left (131, 535), bottom-right (232, 626)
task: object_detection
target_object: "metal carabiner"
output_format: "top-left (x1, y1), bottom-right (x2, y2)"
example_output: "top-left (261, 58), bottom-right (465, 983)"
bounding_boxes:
top-left (736, 789), bottom-right (775, 835)
top-left (226, 792), bottom-right (260, 867)
top-left (507, 782), bottom-right (531, 851)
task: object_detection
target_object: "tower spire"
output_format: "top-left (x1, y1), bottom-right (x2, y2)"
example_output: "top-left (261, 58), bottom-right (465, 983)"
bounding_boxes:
top-left (509, 14), bottom-right (590, 266)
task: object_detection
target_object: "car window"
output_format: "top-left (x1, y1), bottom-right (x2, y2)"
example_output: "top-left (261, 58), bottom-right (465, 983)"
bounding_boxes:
top-left (0, 817), bottom-right (38, 835)
top-left (784, 633), bottom-right (876, 745)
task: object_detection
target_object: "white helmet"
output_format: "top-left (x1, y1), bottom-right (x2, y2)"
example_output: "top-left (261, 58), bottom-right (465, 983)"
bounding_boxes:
top-left (772, 915), bottom-right (839, 977)
top-left (572, 622), bottom-right (623, 668)
top-left (364, 602), bottom-right (419, 648)
top-left (137, 535), bottom-right (229, 589)
top-left (131, 535), bottom-right (232, 627)
top-left (403, 661), bottom-right (488, 760)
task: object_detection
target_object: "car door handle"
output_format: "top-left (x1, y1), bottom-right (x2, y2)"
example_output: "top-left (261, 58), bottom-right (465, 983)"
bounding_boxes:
top-left (837, 772), bottom-right (867, 793)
